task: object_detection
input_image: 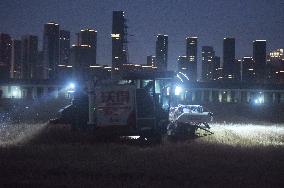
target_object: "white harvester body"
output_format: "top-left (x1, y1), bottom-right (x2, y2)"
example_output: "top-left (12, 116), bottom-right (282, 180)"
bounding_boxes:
top-left (167, 104), bottom-right (213, 138)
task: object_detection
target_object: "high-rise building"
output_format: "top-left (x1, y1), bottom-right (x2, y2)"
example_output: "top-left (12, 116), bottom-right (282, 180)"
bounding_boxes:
top-left (78, 29), bottom-right (97, 65)
top-left (253, 40), bottom-right (266, 83)
top-left (177, 56), bottom-right (189, 75)
top-left (147, 55), bottom-right (156, 66)
top-left (70, 45), bottom-right (97, 82)
top-left (186, 37), bottom-right (197, 81)
top-left (202, 46), bottom-right (215, 81)
top-left (36, 51), bottom-right (44, 79)
top-left (59, 30), bottom-right (70, 65)
top-left (112, 11), bottom-right (127, 78)
top-left (155, 34), bottom-right (168, 71)
top-left (43, 22), bottom-right (60, 79)
top-left (212, 56), bottom-right (221, 80)
top-left (10, 39), bottom-right (22, 79)
top-left (21, 35), bottom-right (38, 79)
top-left (235, 59), bottom-right (242, 81)
top-left (223, 38), bottom-right (236, 80)
top-left (79, 29), bottom-right (97, 48)
top-left (0, 33), bottom-right (12, 80)
top-left (267, 49), bottom-right (284, 83)
top-left (241, 57), bottom-right (255, 82)
top-left (268, 48), bottom-right (284, 66)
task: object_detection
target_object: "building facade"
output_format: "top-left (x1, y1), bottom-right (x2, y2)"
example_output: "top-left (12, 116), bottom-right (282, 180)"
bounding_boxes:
top-left (112, 11), bottom-right (127, 78)
top-left (212, 56), bottom-right (221, 80)
top-left (147, 55), bottom-right (156, 67)
top-left (202, 46), bottom-right (215, 81)
top-left (186, 37), bottom-right (198, 81)
top-left (0, 33), bottom-right (12, 80)
top-left (43, 22), bottom-right (60, 80)
top-left (241, 57), bottom-right (255, 82)
top-left (253, 40), bottom-right (267, 83)
top-left (78, 29), bottom-right (97, 65)
top-left (177, 82), bottom-right (284, 105)
top-left (59, 30), bottom-right (70, 65)
top-left (223, 38), bottom-right (237, 80)
top-left (21, 35), bottom-right (38, 79)
top-left (156, 34), bottom-right (168, 71)
top-left (70, 45), bottom-right (97, 82)
top-left (10, 39), bottom-right (22, 79)
top-left (267, 48), bottom-right (284, 83)
top-left (177, 56), bottom-right (189, 76)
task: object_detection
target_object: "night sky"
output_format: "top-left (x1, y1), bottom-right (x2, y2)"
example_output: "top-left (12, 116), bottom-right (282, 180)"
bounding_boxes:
top-left (1, 0), bottom-right (283, 70)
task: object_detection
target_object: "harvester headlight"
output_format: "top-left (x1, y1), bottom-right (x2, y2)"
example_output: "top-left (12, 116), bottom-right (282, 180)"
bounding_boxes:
top-left (69, 83), bottom-right (75, 89)
top-left (254, 97), bottom-right (264, 104)
top-left (67, 82), bottom-right (76, 93)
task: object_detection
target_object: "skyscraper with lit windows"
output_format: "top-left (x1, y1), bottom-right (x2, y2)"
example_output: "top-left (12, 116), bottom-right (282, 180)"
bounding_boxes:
top-left (155, 34), bottom-right (168, 71)
top-left (79, 29), bottom-right (97, 48)
top-left (202, 46), bottom-right (215, 81)
top-left (43, 22), bottom-right (60, 79)
top-left (59, 30), bottom-right (70, 65)
top-left (241, 56), bottom-right (255, 82)
top-left (78, 29), bottom-right (97, 65)
top-left (223, 38), bottom-right (236, 80)
top-left (112, 11), bottom-right (127, 78)
top-left (0, 33), bottom-right (12, 80)
top-left (177, 55), bottom-right (189, 75)
top-left (21, 35), bottom-right (38, 79)
top-left (147, 55), bottom-right (156, 66)
top-left (253, 40), bottom-right (266, 83)
top-left (186, 37), bottom-right (197, 81)
top-left (10, 39), bottom-right (22, 79)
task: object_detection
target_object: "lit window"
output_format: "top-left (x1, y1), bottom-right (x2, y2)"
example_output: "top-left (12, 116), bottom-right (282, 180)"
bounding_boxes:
top-left (111, 34), bottom-right (120, 38)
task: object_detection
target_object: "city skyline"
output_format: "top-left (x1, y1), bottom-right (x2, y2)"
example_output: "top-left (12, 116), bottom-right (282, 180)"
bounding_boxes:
top-left (0, 0), bottom-right (283, 70)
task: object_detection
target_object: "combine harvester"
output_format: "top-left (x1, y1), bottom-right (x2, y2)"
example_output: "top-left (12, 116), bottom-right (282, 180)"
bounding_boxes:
top-left (51, 72), bottom-right (213, 142)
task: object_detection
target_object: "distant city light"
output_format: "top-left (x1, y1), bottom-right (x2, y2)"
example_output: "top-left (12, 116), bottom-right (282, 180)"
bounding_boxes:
top-left (89, 65), bottom-right (102, 68)
top-left (111, 34), bottom-right (120, 38)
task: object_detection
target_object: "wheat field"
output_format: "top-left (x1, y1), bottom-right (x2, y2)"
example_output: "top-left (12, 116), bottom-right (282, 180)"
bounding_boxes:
top-left (0, 122), bottom-right (283, 188)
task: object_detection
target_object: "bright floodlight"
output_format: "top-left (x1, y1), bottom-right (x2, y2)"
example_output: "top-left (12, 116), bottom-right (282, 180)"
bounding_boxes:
top-left (254, 97), bottom-right (264, 104)
top-left (69, 83), bottom-right (75, 89)
top-left (175, 86), bottom-right (183, 95)
top-left (67, 82), bottom-right (76, 93)
top-left (12, 91), bottom-right (18, 96)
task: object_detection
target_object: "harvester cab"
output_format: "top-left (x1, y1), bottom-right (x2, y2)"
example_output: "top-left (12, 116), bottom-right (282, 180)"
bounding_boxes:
top-left (86, 76), bottom-right (173, 140)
